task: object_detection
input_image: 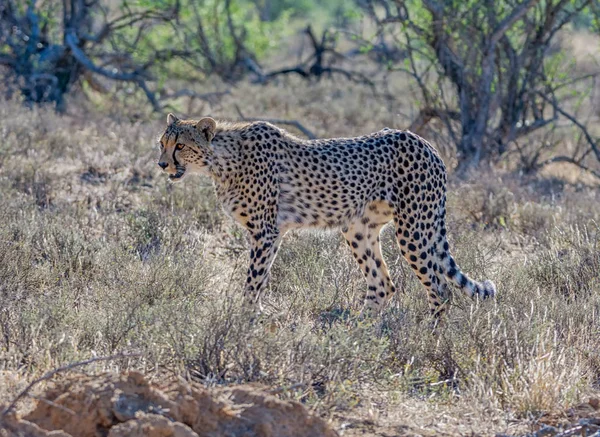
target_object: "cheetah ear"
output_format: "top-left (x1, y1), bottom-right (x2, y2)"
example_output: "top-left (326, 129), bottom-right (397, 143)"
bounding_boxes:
top-left (167, 113), bottom-right (179, 126)
top-left (196, 117), bottom-right (217, 142)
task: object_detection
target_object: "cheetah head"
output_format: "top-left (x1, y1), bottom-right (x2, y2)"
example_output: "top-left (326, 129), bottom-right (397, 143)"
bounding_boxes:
top-left (157, 113), bottom-right (216, 182)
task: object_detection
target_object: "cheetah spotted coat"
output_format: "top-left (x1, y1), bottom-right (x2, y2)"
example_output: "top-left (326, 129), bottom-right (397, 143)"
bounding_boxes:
top-left (157, 114), bottom-right (496, 317)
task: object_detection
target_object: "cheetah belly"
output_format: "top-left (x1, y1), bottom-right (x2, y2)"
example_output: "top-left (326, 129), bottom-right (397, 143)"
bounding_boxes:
top-left (277, 182), bottom-right (393, 231)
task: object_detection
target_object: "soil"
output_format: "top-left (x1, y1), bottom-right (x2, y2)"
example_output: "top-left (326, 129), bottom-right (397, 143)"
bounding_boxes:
top-left (1, 371), bottom-right (598, 437)
top-left (0, 371), bottom-right (337, 437)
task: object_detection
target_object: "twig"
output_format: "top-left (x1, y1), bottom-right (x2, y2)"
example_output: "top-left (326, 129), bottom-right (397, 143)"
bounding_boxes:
top-left (408, 107), bottom-right (461, 135)
top-left (489, 0), bottom-right (540, 47)
top-left (28, 395), bottom-right (76, 415)
top-left (254, 26), bottom-right (374, 91)
top-left (536, 155), bottom-right (600, 180)
top-left (161, 89), bottom-right (230, 102)
top-left (234, 105), bottom-right (317, 139)
top-left (136, 80), bottom-right (161, 112)
top-left (0, 352), bottom-right (141, 418)
top-left (269, 382), bottom-right (306, 395)
top-left (537, 92), bottom-right (600, 163)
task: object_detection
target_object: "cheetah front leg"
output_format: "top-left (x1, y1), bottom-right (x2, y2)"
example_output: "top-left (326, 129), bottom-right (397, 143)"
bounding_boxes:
top-left (243, 229), bottom-right (282, 312)
top-left (342, 221), bottom-right (397, 315)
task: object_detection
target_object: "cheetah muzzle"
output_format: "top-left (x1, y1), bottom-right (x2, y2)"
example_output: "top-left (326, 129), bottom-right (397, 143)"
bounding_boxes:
top-left (156, 113), bottom-right (497, 319)
top-left (169, 165), bottom-right (187, 181)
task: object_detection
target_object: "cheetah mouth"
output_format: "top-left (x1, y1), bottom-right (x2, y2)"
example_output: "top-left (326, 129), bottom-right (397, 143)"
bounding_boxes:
top-left (168, 167), bottom-right (186, 181)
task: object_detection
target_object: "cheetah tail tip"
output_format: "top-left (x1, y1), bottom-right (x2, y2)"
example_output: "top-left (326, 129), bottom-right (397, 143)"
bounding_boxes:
top-left (482, 280), bottom-right (497, 299)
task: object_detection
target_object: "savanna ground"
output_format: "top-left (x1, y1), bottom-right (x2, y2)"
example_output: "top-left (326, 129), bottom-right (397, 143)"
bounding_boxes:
top-left (1, 38), bottom-right (600, 437)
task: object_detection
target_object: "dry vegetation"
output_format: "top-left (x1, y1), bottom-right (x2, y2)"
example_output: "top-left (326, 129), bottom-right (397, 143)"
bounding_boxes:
top-left (0, 72), bottom-right (599, 436)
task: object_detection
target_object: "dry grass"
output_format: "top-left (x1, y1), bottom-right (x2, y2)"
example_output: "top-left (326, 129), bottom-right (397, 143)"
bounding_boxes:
top-left (0, 77), bottom-right (599, 436)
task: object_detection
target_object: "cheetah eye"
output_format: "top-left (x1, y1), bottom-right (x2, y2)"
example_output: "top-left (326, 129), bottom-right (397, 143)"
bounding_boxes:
top-left (175, 143), bottom-right (184, 151)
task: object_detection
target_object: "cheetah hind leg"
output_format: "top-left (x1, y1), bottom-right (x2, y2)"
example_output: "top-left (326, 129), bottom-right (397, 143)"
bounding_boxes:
top-left (393, 215), bottom-right (451, 321)
top-left (341, 221), bottom-right (397, 317)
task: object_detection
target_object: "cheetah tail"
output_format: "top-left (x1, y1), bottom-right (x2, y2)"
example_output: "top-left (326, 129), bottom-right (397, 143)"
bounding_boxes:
top-left (442, 253), bottom-right (496, 299)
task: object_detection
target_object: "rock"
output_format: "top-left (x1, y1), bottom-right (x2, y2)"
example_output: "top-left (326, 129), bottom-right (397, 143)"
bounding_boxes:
top-left (1, 372), bottom-right (337, 437)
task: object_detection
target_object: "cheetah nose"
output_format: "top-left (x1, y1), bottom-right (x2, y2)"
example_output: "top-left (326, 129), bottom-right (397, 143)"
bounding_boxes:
top-left (158, 162), bottom-right (168, 170)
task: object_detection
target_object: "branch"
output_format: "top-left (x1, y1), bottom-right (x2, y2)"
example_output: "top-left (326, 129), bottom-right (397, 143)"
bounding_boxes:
top-left (537, 155), bottom-right (600, 180)
top-left (551, 72), bottom-right (600, 93)
top-left (255, 26), bottom-right (373, 90)
top-left (538, 92), bottom-right (600, 162)
top-left (224, 0), bottom-right (245, 64)
top-left (403, 29), bottom-right (433, 107)
top-left (78, 24), bottom-right (110, 43)
top-left (371, 1), bottom-right (426, 36)
top-left (66, 30), bottom-right (160, 111)
top-left (1, 352), bottom-right (141, 418)
top-left (513, 117), bottom-right (557, 139)
top-left (262, 66), bottom-right (310, 80)
top-left (0, 55), bottom-right (16, 66)
top-left (65, 31), bottom-right (141, 81)
top-left (234, 104), bottom-right (316, 139)
top-left (104, 9), bottom-right (174, 33)
top-left (408, 107), bottom-right (461, 135)
top-left (136, 80), bottom-right (160, 112)
top-left (421, 0), bottom-right (443, 17)
top-left (319, 66), bottom-right (376, 89)
top-left (24, 2), bottom-right (41, 59)
top-left (489, 0), bottom-right (540, 47)
top-left (161, 89), bottom-right (231, 102)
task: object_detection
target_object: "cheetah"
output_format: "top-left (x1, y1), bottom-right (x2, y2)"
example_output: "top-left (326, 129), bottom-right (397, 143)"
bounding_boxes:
top-left (157, 114), bottom-right (496, 318)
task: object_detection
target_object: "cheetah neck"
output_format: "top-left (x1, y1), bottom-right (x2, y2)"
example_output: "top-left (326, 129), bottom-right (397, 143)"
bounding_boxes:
top-left (206, 131), bottom-right (242, 187)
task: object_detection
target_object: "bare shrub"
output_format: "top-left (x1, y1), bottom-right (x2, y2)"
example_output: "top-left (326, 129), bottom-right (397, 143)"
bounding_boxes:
top-left (359, 0), bottom-right (600, 176)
